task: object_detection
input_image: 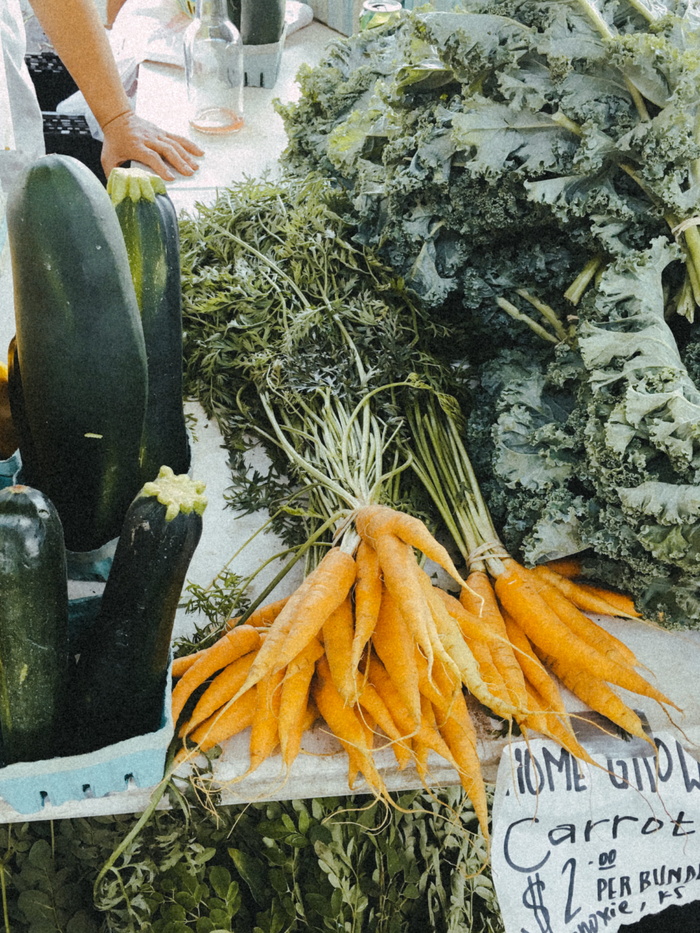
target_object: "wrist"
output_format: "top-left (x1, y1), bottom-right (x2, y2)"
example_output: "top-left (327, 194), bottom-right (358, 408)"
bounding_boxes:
top-left (101, 108), bottom-right (133, 131)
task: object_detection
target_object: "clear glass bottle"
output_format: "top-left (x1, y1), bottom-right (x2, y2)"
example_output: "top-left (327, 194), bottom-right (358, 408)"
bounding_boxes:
top-left (183, 0), bottom-right (244, 135)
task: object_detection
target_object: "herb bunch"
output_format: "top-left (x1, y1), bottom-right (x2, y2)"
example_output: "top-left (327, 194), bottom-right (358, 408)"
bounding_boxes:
top-left (180, 173), bottom-right (451, 561)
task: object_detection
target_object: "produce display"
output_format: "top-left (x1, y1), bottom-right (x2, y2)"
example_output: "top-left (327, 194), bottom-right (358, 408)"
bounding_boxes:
top-left (175, 166), bottom-right (679, 838)
top-left (277, 0), bottom-right (700, 626)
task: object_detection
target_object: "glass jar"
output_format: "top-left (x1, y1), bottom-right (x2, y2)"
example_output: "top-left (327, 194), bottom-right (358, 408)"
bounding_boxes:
top-left (183, 0), bottom-right (244, 135)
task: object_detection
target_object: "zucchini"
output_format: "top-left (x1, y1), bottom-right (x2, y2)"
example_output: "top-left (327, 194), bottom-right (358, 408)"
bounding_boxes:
top-left (6, 154), bottom-right (148, 552)
top-left (107, 168), bottom-right (191, 484)
top-left (72, 467), bottom-right (207, 752)
top-left (0, 484), bottom-right (69, 764)
top-left (240, 0), bottom-right (285, 44)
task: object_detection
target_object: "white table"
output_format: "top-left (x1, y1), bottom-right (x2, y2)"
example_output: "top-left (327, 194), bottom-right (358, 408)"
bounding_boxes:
top-left (135, 20), bottom-right (337, 215)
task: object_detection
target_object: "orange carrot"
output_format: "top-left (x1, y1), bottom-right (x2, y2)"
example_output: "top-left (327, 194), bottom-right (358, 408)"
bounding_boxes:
top-left (519, 683), bottom-right (594, 765)
top-left (371, 586), bottom-right (422, 730)
top-left (322, 596), bottom-right (357, 704)
top-left (350, 540), bottom-right (382, 686)
top-left (171, 624), bottom-right (262, 725)
top-left (179, 686), bottom-right (258, 758)
top-left (237, 595), bottom-right (291, 629)
top-left (172, 650), bottom-right (207, 680)
top-left (357, 680), bottom-right (412, 770)
top-left (313, 656), bottom-right (386, 797)
top-left (226, 547), bottom-right (357, 707)
top-left (544, 557), bottom-right (583, 579)
top-left (459, 569), bottom-right (529, 710)
top-left (372, 533), bottom-right (438, 672)
top-left (356, 504), bottom-right (467, 587)
top-left (419, 575), bottom-right (516, 720)
top-left (179, 649), bottom-right (258, 737)
top-left (278, 637), bottom-right (324, 769)
top-left (501, 612), bottom-right (568, 721)
top-left (538, 652), bottom-right (653, 746)
top-left (494, 559), bottom-right (679, 710)
top-left (414, 646), bottom-right (460, 718)
top-left (246, 665), bottom-right (285, 776)
top-left (366, 652), bottom-right (418, 742)
top-left (525, 567), bottom-right (638, 668)
top-left (436, 690), bottom-right (490, 840)
top-left (570, 581), bottom-right (641, 620)
top-left (412, 696), bottom-right (458, 782)
top-left (532, 565), bottom-right (640, 620)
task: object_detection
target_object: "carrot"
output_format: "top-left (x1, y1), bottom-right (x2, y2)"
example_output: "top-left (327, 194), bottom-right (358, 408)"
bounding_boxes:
top-left (532, 565), bottom-right (640, 620)
top-left (240, 595), bottom-right (291, 628)
top-left (350, 540), bottom-right (382, 687)
top-left (519, 683), bottom-right (595, 765)
top-left (494, 559), bottom-right (679, 710)
top-left (357, 680), bottom-right (412, 770)
top-left (538, 651), bottom-right (653, 746)
top-left (313, 656), bottom-right (387, 797)
top-left (569, 581), bottom-right (641, 620)
top-left (419, 575), bottom-right (517, 720)
top-left (366, 652), bottom-right (419, 742)
top-left (172, 649), bottom-right (207, 679)
top-left (246, 665), bottom-right (285, 776)
top-left (371, 586), bottom-right (422, 730)
top-left (372, 532), bottom-right (438, 672)
top-left (458, 570), bottom-right (529, 710)
top-left (278, 637), bottom-right (324, 769)
top-left (225, 547), bottom-right (357, 707)
top-left (171, 624), bottom-right (262, 725)
top-left (178, 686), bottom-right (258, 759)
top-left (544, 557), bottom-right (583, 579)
top-left (411, 696), bottom-right (458, 783)
top-left (436, 690), bottom-right (490, 840)
top-left (414, 646), bottom-right (460, 718)
top-left (322, 596), bottom-right (357, 703)
top-left (356, 504), bottom-right (467, 588)
top-left (179, 648), bottom-right (258, 737)
top-left (525, 567), bottom-right (639, 668)
top-left (501, 612), bottom-right (569, 721)
top-left (464, 636), bottom-right (510, 707)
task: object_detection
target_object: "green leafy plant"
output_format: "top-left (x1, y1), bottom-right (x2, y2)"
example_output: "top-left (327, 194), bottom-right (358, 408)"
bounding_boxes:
top-left (0, 789), bottom-right (503, 933)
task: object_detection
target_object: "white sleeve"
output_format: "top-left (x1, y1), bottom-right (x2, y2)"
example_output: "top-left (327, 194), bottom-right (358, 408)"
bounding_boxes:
top-left (0, 0), bottom-right (45, 186)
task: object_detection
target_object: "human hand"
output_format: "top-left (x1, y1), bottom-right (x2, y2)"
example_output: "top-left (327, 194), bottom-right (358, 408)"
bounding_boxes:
top-left (100, 110), bottom-right (204, 181)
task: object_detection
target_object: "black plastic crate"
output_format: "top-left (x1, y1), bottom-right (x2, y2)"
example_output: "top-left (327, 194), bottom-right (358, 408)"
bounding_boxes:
top-left (42, 112), bottom-right (106, 185)
top-left (25, 51), bottom-right (78, 112)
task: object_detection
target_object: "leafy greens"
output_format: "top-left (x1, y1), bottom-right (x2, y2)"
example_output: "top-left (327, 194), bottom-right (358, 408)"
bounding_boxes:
top-left (276, 1), bottom-right (700, 623)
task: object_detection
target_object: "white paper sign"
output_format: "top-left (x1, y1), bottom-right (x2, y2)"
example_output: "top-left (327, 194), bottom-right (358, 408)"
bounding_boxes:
top-left (492, 734), bottom-right (700, 933)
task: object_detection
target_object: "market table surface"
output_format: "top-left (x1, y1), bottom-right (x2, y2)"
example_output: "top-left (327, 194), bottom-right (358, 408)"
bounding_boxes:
top-left (1, 16), bottom-right (700, 827)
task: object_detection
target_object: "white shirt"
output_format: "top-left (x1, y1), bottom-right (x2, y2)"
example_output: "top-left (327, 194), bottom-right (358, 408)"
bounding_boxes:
top-left (0, 0), bottom-right (45, 189)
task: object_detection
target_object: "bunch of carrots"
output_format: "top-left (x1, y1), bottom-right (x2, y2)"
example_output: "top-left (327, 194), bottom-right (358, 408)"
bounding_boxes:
top-left (170, 458), bottom-right (678, 841)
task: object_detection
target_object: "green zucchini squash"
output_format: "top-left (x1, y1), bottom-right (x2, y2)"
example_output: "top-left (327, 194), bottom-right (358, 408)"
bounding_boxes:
top-left (0, 484), bottom-right (69, 764)
top-left (240, 0), bottom-right (285, 44)
top-left (72, 467), bottom-right (206, 752)
top-left (6, 154), bottom-right (148, 552)
top-left (107, 167), bottom-right (190, 484)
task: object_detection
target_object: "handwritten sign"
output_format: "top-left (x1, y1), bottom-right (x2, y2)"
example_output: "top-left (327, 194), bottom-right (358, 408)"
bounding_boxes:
top-left (492, 733), bottom-right (700, 932)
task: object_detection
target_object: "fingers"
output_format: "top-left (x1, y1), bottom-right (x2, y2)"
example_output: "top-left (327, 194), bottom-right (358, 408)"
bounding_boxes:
top-left (100, 114), bottom-right (205, 181)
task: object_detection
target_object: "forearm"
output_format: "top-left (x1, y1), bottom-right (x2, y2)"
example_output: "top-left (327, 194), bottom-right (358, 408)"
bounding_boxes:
top-left (29, 0), bottom-right (131, 129)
